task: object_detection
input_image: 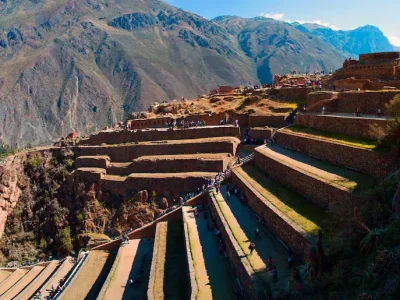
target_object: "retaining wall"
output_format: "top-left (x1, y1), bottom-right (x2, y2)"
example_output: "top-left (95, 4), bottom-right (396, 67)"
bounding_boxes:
top-left (296, 114), bottom-right (389, 140)
top-left (232, 170), bottom-right (312, 260)
top-left (270, 87), bottom-right (311, 101)
top-left (75, 138), bottom-right (239, 162)
top-left (74, 156), bottom-right (110, 169)
top-left (276, 130), bottom-right (398, 178)
top-left (307, 92), bottom-right (336, 106)
top-left (207, 191), bottom-right (265, 299)
top-left (249, 115), bottom-right (286, 128)
top-left (182, 213), bottom-right (198, 300)
top-left (254, 148), bottom-right (354, 211)
top-left (307, 91), bottom-right (399, 115)
top-left (250, 128), bottom-right (273, 139)
top-left (80, 126), bottom-right (240, 146)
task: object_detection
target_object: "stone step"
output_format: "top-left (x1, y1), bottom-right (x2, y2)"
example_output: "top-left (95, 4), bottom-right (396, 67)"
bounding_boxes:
top-left (254, 145), bottom-right (373, 210)
top-left (182, 206), bottom-right (238, 300)
top-left (296, 113), bottom-right (391, 140)
top-left (38, 257), bottom-right (75, 299)
top-left (97, 238), bottom-right (154, 300)
top-left (14, 260), bottom-right (60, 300)
top-left (276, 127), bottom-right (395, 178)
top-left (148, 221), bottom-right (190, 300)
top-left (232, 165), bottom-right (327, 260)
top-left (76, 137), bottom-right (240, 162)
top-left (58, 249), bottom-right (118, 300)
top-left (80, 125), bottom-right (241, 146)
top-left (207, 190), bottom-right (270, 299)
top-left (0, 265), bottom-right (45, 299)
top-left (0, 268), bottom-right (29, 295)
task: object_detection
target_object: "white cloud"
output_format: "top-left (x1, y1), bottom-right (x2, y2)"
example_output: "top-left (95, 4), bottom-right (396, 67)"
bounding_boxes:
top-left (261, 13), bottom-right (285, 20)
top-left (296, 20), bottom-right (339, 30)
top-left (387, 35), bottom-right (400, 47)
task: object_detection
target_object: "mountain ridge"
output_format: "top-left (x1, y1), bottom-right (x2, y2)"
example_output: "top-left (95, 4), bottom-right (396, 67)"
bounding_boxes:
top-left (0, 0), bottom-right (394, 147)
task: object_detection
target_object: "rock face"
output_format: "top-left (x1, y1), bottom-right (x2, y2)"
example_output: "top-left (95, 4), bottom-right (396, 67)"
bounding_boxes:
top-left (0, 155), bottom-right (25, 239)
top-left (0, 0), bottom-right (348, 147)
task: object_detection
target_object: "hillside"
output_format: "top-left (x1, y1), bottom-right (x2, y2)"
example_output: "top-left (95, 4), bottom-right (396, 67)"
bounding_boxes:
top-left (294, 23), bottom-right (395, 57)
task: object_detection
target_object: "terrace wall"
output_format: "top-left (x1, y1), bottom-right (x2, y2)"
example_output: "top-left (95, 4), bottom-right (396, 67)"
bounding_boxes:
top-left (100, 174), bottom-right (212, 199)
top-left (307, 92), bottom-right (336, 106)
top-left (75, 138), bottom-right (239, 162)
top-left (254, 148), bottom-right (354, 211)
top-left (250, 128), bottom-right (273, 139)
top-left (232, 171), bottom-right (312, 261)
top-left (74, 156), bottom-right (110, 169)
top-left (249, 115), bottom-right (286, 128)
top-left (276, 130), bottom-right (398, 178)
top-left (296, 114), bottom-right (389, 140)
top-left (207, 191), bottom-right (265, 299)
top-left (80, 126), bottom-right (240, 146)
top-left (270, 87), bottom-right (311, 101)
top-left (307, 91), bottom-right (399, 115)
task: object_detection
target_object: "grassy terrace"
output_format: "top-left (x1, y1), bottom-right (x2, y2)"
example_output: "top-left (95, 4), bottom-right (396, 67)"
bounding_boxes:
top-left (210, 192), bottom-right (270, 284)
top-left (284, 125), bottom-right (378, 149)
top-left (236, 165), bottom-right (327, 235)
top-left (163, 221), bottom-right (190, 300)
top-left (260, 146), bottom-right (376, 193)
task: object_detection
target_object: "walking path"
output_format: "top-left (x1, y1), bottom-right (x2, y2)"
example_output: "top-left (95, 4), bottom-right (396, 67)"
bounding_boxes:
top-left (258, 145), bottom-right (375, 193)
top-left (0, 269), bottom-right (13, 285)
top-left (39, 257), bottom-right (74, 299)
top-left (183, 206), bottom-right (237, 300)
top-left (99, 239), bottom-right (154, 300)
top-left (59, 250), bottom-right (117, 300)
top-left (302, 112), bottom-right (394, 121)
top-left (15, 260), bottom-right (60, 300)
top-left (219, 185), bottom-right (291, 288)
top-left (1, 265), bottom-right (45, 299)
top-left (0, 268), bottom-right (29, 295)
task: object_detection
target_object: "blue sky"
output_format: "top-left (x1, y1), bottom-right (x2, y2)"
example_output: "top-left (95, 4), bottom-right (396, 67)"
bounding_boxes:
top-left (165, 0), bottom-right (400, 46)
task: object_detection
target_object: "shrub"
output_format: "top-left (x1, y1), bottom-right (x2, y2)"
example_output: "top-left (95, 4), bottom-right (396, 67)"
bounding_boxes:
top-left (375, 95), bottom-right (400, 150)
top-left (59, 227), bottom-right (73, 255)
top-left (27, 157), bottom-right (44, 170)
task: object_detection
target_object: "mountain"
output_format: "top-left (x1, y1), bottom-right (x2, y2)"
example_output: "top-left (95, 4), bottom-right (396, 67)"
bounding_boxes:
top-left (0, 0), bottom-right (345, 147)
top-left (294, 23), bottom-right (395, 58)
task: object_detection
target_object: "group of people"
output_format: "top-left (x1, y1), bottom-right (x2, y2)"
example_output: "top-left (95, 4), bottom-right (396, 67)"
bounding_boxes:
top-left (355, 107), bottom-right (384, 117)
top-left (166, 119), bottom-right (206, 129)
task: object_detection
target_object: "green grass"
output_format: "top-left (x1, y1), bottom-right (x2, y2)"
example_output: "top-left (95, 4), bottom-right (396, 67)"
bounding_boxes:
top-left (237, 166), bottom-right (326, 236)
top-left (285, 125), bottom-right (378, 149)
top-left (0, 146), bottom-right (17, 161)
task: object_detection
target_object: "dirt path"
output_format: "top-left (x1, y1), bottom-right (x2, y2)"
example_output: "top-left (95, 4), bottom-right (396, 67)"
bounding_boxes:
top-left (100, 239), bottom-right (154, 300)
top-left (183, 206), bottom-right (237, 300)
top-left (1, 265), bottom-right (45, 299)
top-left (15, 261), bottom-right (60, 300)
top-left (219, 186), bottom-right (291, 287)
top-left (60, 250), bottom-right (117, 300)
top-left (40, 257), bottom-right (74, 299)
top-left (0, 268), bottom-right (29, 295)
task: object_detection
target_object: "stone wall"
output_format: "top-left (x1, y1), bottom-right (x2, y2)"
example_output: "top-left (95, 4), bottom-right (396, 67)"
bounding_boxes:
top-left (101, 173), bottom-right (213, 199)
top-left (75, 138), bottom-right (239, 162)
top-left (74, 156), bottom-right (110, 169)
top-left (207, 191), bottom-right (265, 299)
top-left (248, 115), bottom-right (286, 128)
top-left (254, 148), bottom-right (354, 211)
top-left (270, 87), bottom-right (311, 101)
top-left (276, 130), bottom-right (399, 178)
top-left (80, 126), bottom-right (240, 146)
top-left (307, 92), bottom-right (336, 106)
top-left (331, 64), bottom-right (398, 81)
top-left (130, 157), bottom-right (229, 173)
top-left (359, 52), bottom-right (400, 63)
top-left (182, 211), bottom-right (198, 300)
top-left (296, 114), bottom-right (390, 140)
top-left (307, 91), bottom-right (399, 115)
top-left (250, 128), bottom-right (273, 139)
top-left (232, 170), bottom-right (312, 260)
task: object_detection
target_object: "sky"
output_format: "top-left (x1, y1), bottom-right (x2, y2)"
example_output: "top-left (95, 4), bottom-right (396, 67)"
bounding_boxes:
top-left (165, 0), bottom-right (400, 46)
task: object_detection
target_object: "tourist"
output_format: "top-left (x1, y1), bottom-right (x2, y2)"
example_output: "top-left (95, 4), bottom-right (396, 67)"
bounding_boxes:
top-left (376, 108), bottom-right (383, 117)
top-left (195, 208), bottom-right (199, 218)
top-left (226, 189), bottom-right (230, 201)
top-left (321, 106), bottom-right (326, 115)
top-left (248, 242), bottom-right (255, 255)
top-left (255, 228), bottom-right (261, 240)
top-left (355, 107), bottom-right (361, 117)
